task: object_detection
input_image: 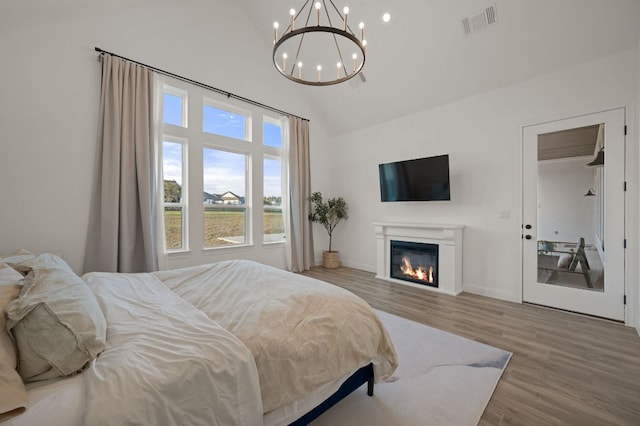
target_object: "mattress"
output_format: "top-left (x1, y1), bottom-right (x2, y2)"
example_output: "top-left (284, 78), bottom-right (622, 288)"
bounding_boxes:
top-left (6, 366), bottom-right (359, 426)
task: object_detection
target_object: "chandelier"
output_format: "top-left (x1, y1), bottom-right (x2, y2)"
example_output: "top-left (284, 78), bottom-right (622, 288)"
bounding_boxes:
top-left (272, 1), bottom-right (367, 86)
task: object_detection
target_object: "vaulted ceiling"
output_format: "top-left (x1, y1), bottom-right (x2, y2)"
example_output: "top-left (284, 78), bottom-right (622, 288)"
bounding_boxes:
top-left (239, 0), bottom-right (640, 135)
top-left (2, 0), bottom-right (639, 137)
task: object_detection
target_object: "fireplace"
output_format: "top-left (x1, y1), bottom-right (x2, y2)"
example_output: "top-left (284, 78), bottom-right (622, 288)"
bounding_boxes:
top-left (375, 222), bottom-right (463, 295)
top-left (390, 240), bottom-right (439, 288)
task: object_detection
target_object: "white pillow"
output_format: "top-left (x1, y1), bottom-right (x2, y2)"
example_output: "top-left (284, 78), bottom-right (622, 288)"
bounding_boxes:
top-left (0, 263), bottom-right (27, 421)
top-left (0, 263), bottom-right (23, 369)
top-left (2, 252), bottom-right (73, 275)
top-left (5, 255), bottom-right (107, 382)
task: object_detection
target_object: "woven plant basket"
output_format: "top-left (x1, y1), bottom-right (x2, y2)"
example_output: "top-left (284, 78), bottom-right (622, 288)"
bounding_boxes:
top-left (322, 251), bottom-right (341, 269)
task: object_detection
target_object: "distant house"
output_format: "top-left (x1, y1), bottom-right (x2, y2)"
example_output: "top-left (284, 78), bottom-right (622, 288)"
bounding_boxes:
top-left (220, 191), bottom-right (245, 205)
top-left (203, 191), bottom-right (244, 205)
top-left (203, 192), bottom-right (221, 204)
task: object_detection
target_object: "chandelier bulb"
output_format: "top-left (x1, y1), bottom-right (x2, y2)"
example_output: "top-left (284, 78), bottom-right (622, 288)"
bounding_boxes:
top-left (282, 53), bottom-right (288, 71)
top-left (273, 22), bottom-right (279, 43)
top-left (297, 61), bottom-right (303, 79)
top-left (290, 9), bottom-right (296, 30)
top-left (359, 22), bottom-right (364, 40)
top-left (315, 2), bottom-right (321, 25)
top-left (343, 6), bottom-right (349, 30)
top-left (383, 13), bottom-right (391, 23)
top-left (337, 62), bottom-right (342, 78)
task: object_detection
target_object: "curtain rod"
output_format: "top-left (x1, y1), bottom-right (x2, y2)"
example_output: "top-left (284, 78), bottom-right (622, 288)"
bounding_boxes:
top-left (94, 47), bottom-right (309, 122)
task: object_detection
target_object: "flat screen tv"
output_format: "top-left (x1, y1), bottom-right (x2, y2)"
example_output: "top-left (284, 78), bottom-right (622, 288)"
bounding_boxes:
top-left (379, 154), bottom-right (450, 202)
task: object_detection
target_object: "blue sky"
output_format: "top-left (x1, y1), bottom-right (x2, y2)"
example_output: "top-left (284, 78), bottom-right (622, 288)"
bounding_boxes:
top-left (162, 93), bottom-right (282, 200)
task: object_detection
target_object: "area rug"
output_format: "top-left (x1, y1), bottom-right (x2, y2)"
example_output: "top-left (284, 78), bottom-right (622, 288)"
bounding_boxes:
top-left (311, 310), bottom-right (511, 426)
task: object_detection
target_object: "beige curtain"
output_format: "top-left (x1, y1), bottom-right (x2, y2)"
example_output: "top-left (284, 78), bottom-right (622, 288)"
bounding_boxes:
top-left (84, 54), bottom-right (158, 273)
top-left (285, 117), bottom-right (314, 272)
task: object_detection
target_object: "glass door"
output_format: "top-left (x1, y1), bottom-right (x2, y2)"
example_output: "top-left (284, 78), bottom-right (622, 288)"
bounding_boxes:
top-left (522, 109), bottom-right (625, 321)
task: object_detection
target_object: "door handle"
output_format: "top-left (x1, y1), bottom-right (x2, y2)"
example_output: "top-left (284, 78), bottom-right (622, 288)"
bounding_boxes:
top-left (525, 235), bottom-right (532, 240)
top-left (525, 224), bottom-right (532, 230)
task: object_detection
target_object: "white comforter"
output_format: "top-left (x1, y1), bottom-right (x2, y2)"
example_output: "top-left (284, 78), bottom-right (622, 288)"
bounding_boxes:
top-left (154, 260), bottom-right (398, 413)
top-left (82, 272), bottom-right (263, 426)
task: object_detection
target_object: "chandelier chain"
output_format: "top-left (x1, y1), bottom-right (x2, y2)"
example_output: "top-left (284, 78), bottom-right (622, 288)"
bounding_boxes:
top-left (289, 2), bottom-right (315, 78)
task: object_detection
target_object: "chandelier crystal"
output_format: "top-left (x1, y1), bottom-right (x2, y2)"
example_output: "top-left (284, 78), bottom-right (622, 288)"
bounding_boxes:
top-left (272, 0), bottom-right (366, 86)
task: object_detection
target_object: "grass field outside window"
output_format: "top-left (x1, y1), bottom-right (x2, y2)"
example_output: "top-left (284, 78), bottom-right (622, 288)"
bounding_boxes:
top-left (164, 209), bottom-right (284, 249)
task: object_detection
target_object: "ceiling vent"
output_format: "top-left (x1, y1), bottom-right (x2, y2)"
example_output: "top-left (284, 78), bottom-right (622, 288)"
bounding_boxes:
top-left (462, 4), bottom-right (497, 35)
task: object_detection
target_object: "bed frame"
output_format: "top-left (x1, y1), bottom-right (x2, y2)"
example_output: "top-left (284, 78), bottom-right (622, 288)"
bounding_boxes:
top-left (289, 363), bottom-right (374, 425)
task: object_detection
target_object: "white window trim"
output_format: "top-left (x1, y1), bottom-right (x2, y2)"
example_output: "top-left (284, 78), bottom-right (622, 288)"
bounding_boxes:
top-left (158, 78), bottom-right (289, 260)
top-left (163, 84), bottom-right (189, 128)
top-left (203, 96), bottom-right (253, 142)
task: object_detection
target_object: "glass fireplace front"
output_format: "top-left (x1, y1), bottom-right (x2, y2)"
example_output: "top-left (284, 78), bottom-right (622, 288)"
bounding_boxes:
top-left (390, 240), bottom-right (439, 287)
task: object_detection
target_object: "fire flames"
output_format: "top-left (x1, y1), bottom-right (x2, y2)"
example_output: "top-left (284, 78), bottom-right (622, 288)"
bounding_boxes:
top-left (400, 256), bottom-right (434, 283)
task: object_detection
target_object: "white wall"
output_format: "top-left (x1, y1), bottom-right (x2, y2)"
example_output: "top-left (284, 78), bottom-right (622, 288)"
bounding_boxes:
top-left (317, 49), bottom-right (638, 307)
top-left (0, 0), bottom-right (330, 273)
top-left (537, 158), bottom-right (596, 244)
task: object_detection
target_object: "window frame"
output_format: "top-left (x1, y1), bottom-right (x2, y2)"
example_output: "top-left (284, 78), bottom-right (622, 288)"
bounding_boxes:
top-left (158, 78), bottom-right (288, 258)
top-left (202, 96), bottom-right (253, 142)
top-left (163, 85), bottom-right (189, 128)
top-left (202, 145), bottom-right (250, 248)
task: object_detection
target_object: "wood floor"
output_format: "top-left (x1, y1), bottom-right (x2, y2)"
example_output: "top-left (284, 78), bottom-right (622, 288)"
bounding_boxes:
top-left (301, 266), bottom-right (640, 426)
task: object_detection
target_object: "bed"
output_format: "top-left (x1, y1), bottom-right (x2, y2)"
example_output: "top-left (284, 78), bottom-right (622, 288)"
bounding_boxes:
top-left (0, 254), bottom-right (398, 425)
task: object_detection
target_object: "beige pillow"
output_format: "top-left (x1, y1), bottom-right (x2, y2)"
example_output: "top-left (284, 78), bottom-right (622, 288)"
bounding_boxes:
top-left (5, 256), bottom-right (107, 382)
top-left (0, 263), bottom-right (28, 421)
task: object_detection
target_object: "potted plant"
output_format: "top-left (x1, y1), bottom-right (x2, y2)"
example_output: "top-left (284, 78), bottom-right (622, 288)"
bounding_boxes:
top-left (308, 191), bottom-right (349, 268)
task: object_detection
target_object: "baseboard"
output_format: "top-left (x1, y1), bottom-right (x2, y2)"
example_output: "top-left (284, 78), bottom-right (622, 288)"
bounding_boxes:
top-left (312, 256), bottom-right (375, 273)
top-left (463, 283), bottom-right (519, 303)
top-left (321, 261), bottom-right (520, 303)
top-left (340, 260), bottom-right (376, 273)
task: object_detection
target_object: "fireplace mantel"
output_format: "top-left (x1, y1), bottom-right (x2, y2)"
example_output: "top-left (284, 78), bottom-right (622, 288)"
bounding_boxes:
top-left (373, 222), bottom-right (464, 295)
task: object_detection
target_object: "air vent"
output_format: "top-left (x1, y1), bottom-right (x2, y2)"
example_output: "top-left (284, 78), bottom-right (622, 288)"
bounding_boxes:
top-left (462, 4), bottom-right (497, 35)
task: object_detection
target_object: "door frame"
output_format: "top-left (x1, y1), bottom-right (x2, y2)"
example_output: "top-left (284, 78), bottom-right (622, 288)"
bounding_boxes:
top-left (519, 107), bottom-right (627, 322)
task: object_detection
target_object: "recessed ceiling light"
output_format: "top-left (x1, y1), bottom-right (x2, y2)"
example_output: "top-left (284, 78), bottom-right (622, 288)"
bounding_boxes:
top-left (382, 12), bottom-right (391, 23)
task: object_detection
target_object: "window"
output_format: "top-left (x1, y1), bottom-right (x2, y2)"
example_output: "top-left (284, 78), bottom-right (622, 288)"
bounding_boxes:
top-left (263, 117), bottom-right (284, 243)
top-left (163, 86), bottom-right (187, 127)
top-left (203, 101), bottom-right (250, 141)
top-left (264, 156), bottom-right (284, 242)
top-left (203, 148), bottom-right (247, 247)
top-left (263, 120), bottom-right (282, 149)
top-left (158, 80), bottom-right (288, 255)
top-left (162, 139), bottom-right (186, 251)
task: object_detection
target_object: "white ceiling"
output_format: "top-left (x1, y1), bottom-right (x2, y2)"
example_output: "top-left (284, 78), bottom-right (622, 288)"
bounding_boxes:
top-left (3, 0), bottom-right (639, 137)
top-left (538, 125), bottom-right (599, 161)
top-left (239, 0), bottom-right (640, 136)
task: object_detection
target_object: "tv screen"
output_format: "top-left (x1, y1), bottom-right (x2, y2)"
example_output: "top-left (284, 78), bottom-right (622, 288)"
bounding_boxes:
top-left (379, 154), bottom-right (450, 202)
